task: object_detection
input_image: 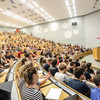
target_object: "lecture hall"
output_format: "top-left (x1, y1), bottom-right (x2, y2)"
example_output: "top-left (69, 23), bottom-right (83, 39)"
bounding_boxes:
top-left (0, 0), bottom-right (100, 100)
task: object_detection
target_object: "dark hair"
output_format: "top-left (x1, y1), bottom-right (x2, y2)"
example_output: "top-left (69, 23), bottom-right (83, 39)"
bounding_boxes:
top-left (22, 58), bottom-right (27, 66)
top-left (74, 67), bottom-right (85, 78)
top-left (86, 63), bottom-right (92, 69)
top-left (96, 69), bottom-right (100, 75)
top-left (64, 59), bottom-right (68, 63)
top-left (76, 59), bottom-right (79, 62)
top-left (70, 62), bottom-right (74, 66)
top-left (69, 59), bottom-right (72, 62)
top-left (93, 74), bottom-right (100, 86)
top-left (24, 67), bottom-right (37, 86)
top-left (6, 50), bottom-right (9, 54)
top-left (40, 57), bottom-right (44, 64)
top-left (24, 53), bottom-right (30, 57)
top-left (52, 59), bottom-right (57, 67)
top-left (59, 59), bottom-right (63, 63)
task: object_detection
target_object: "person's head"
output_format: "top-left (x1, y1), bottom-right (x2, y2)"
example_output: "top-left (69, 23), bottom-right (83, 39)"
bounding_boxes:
top-left (52, 59), bottom-right (57, 67)
top-left (93, 74), bottom-right (100, 88)
top-left (22, 58), bottom-right (27, 66)
top-left (96, 69), bottom-right (100, 75)
top-left (70, 62), bottom-right (75, 68)
top-left (28, 53), bottom-right (33, 59)
top-left (69, 59), bottom-right (72, 63)
top-left (82, 61), bottom-right (86, 64)
top-left (59, 63), bottom-right (66, 73)
top-left (24, 67), bottom-right (38, 86)
top-left (6, 50), bottom-right (10, 56)
top-left (20, 62), bottom-right (33, 79)
top-left (74, 67), bottom-right (85, 80)
top-left (59, 59), bottom-right (63, 63)
top-left (86, 63), bottom-right (92, 69)
top-left (47, 58), bottom-right (52, 65)
top-left (64, 59), bottom-right (69, 65)
top-left (76, 59), bottom-right (79, 63)
top-left (81, 64), bottom-right (87, 70)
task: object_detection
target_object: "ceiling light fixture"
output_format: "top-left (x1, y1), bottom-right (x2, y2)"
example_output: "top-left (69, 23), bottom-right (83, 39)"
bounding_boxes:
top-left (0, 8), bottom-right (3, 11)
top-left (20, 0), bottom-right (26, 3)
top-left (27, 3), bottom-right (34, 9)
top-left (32, 1), bottom-right (39, 7)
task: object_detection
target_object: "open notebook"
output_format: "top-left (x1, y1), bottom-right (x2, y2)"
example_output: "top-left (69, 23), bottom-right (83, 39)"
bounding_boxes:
top-left (45, 88), bottom-right (62, 100)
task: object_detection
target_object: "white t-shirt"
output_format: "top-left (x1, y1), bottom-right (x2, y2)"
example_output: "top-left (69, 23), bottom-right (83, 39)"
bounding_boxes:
top-left (54, 72), bottom-right (68, 83)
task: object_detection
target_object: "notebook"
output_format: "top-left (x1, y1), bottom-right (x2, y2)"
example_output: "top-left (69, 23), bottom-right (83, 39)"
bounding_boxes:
top-left (45, 88), bottom-right (62, 100)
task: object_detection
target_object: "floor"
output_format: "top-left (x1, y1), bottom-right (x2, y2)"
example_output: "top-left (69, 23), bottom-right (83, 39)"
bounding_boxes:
top-left (83, 54), bottom-right (100, 69)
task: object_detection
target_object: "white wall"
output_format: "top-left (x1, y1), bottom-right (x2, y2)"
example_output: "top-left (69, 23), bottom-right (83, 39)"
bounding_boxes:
top-left (84, 10), bottom-right (100, 48)
top-left (22, 17), bottom-right (85, 46)
top-left (0, 26), bottom-right (16, 32)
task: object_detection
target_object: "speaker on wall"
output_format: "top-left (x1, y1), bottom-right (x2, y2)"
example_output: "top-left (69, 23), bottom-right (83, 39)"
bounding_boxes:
top-left (72, 22), bottom-right (77, 25)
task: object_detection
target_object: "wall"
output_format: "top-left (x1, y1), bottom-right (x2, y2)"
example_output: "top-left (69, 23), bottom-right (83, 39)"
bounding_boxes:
top-left (22, 17), bottom-right (85, 46)
top-left (84, 10), bottom-right (100, 48)
top-left (0, 26), bottom-right (16, 32)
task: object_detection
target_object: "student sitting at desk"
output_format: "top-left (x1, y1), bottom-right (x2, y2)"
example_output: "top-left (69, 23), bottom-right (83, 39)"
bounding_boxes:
top-left (67, 67), bottom-right (90, 97)
top-left (21, 68), bottom-right (43, 100)
top-left (91, 74), bottom-right (100, 100)
top-left (54, 63), bottom-right (68, 84)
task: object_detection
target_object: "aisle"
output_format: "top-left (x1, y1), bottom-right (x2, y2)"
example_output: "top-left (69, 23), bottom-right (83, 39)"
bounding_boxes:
top-left (83, 54), bottom-right (100, 69)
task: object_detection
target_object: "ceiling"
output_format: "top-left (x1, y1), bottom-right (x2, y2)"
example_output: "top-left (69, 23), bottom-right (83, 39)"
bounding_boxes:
top-left (0, 0), bottom-right (100, 28)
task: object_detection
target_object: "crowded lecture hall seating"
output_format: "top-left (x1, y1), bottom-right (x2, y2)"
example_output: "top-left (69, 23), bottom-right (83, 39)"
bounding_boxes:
top-left (0, 31), bottom-right (99, 100)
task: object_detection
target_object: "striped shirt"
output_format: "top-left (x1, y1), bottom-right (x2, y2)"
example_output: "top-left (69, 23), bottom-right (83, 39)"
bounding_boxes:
top-left (21, 84), bottom-right (43, 100)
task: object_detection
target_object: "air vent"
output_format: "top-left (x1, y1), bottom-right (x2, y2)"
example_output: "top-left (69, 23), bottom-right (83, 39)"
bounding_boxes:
top-left (22, 11), bottom-right (26, 13)
top-left (39, 20), bottom-right (42, 22)
top-left (18, 3), bottom-right (23, 6)
top-left (29, 15), bottom-right (32, 17)
top-left (30, 19), bottom-right (33, 21)
top-left (35, 18), bottom-right (37, 20)
top-left (39, 17), bottom-right (42, 19)
top-left (34, 13), bottom-right (37, 15)
top-left (17, 12), bottom-right (20, 14)
top-left (7, 8), bottom-right (12, 10)
top-left (12, 6), bottom-right (17, 8)
top-left (27, 9), bottom-right (31, 11)
top-left (25, 16), bottom-right (28, 18)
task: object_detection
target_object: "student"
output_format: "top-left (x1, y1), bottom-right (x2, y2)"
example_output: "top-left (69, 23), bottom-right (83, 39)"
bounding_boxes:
top-left (43, 58), bottom-right (52, 72)
top-left (21, 68), bottom-right (43, 100)
top-left (67, 67), bottom-right (90, 97)
top-left (86, 63), bottom-right (95, 75)
top-left (49, 59), bottom-right (59, 76)
top-left (91, 74), bottom-right (100, 100)
top-left (75, 59), bottom-right (80, 67)
top-left (68, 62), bottom-right (75, 74)
top-left (55, 63), bottom-right (68, 84)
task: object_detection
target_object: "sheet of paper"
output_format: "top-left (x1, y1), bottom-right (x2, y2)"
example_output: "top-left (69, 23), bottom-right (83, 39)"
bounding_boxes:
top-left (45, 88), bottom-right (62, 100)
top-left (3, 69), bottom-right (9, 73)
top-left (38, 70), bottom-right (43, 74)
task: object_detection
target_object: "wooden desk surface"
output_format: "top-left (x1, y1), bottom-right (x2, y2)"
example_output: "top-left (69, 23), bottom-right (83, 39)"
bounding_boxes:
top-left (40, 80), bottom-right (51, 87)
top-left (41, 83), bottom-right (69, 100)
top-left (0, 68), bottom-right (10, 83)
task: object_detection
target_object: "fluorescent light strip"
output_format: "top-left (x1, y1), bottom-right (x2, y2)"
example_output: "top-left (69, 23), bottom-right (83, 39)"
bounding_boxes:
top-left (0, 8), bottom-right (3, 11)
top-left (35, 9), bottom-right (40, 14)
top-left (72, 0), bottom-right (77, 16)
top-left (27, 3), bottom-right (34, 9)
top-left (32, 1), bottom-right (39, 7)
top-left (66, 0), bottom-right (73, 17)
top-left (20, 0), bottom-right (26, 3)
